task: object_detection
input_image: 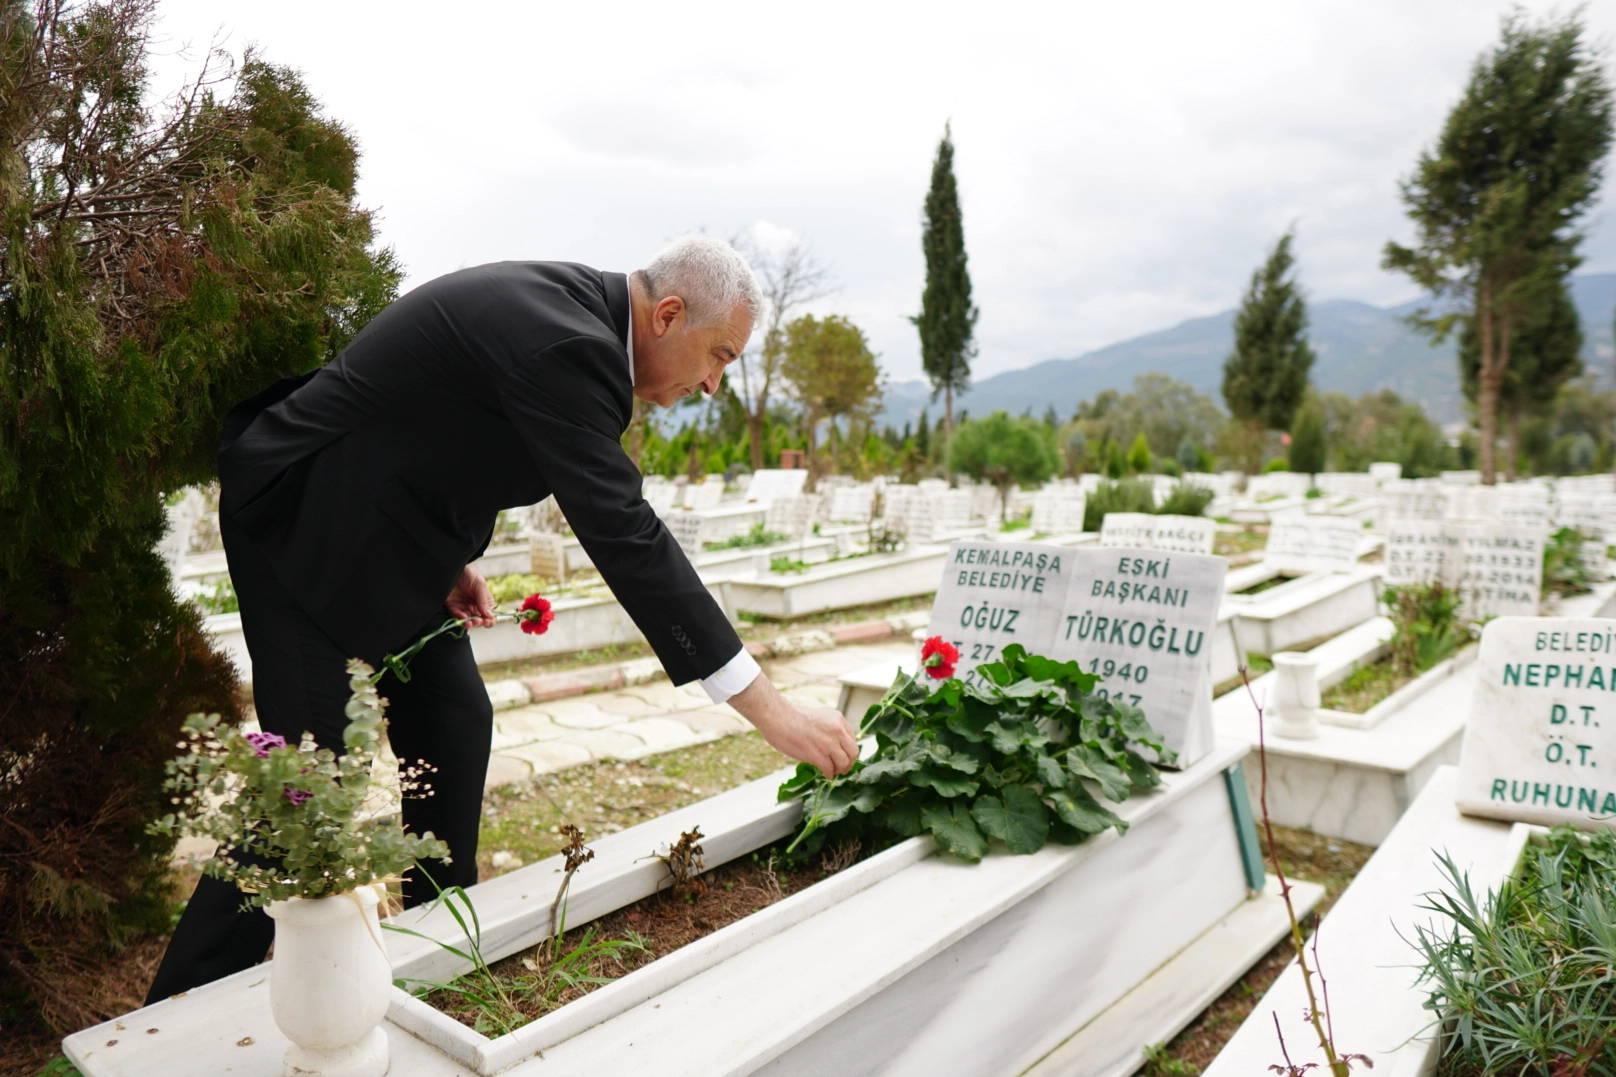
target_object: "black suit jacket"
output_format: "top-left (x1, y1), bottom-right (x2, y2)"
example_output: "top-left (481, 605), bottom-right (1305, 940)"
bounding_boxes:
top-left (217, 261), bottom-right (739, 684)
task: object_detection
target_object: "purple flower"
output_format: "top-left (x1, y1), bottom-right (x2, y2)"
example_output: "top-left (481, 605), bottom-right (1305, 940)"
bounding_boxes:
top-left (245, 731), bottom-right (288, 758)
top-left (283, 787), bottom-right (311, 805)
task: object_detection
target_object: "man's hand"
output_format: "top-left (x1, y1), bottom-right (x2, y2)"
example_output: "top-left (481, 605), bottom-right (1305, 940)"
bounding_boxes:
top-left (726, 673), bottom-right (858, 777)
top-left (446, 564), bottom-right (496, 627)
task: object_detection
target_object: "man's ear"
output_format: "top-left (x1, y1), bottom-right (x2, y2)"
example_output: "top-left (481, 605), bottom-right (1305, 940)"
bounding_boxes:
top-left (652, 295), bottom-right (686, 337)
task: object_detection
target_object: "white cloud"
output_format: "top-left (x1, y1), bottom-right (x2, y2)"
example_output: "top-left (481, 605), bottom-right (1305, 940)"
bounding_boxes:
top-left (147, 0), bottom-right (1616, 384)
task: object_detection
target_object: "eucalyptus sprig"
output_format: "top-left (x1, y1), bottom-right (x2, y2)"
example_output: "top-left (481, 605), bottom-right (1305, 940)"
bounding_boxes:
top-left (148, 659), bottom-right (450, 906)
top-left (778, 644), bottom-right (1175, 862)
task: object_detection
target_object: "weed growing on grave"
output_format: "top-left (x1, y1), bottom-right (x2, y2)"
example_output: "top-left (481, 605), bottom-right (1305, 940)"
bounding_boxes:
top-left (707, 523), bottom-right (790, 551)
top-left (769, 556), bottom-right (811, 574)
top-left (1413, 826), bottom-right (1616, 1077)
top-left (386, 831), bottom-right (647, 1037)
top-left (779, 644), bottom-right (1175, 861)
top-left (1543, 526), bottom-right (1599, 599)
top-left (1240, 666), bottom-right (1370, 1077)
top-left (1384, 581), bottom-right (1463, 678)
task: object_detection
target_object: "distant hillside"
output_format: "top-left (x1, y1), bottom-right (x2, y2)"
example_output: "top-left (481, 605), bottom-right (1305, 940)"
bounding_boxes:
top-left (881, 272), bottom-right (1616, 427)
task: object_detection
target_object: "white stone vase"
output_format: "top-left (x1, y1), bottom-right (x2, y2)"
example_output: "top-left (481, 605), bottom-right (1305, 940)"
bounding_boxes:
top-left (1268, 651), bottom-right (1321, 740)
top-left (265, 884), bottom-right (391, 1077)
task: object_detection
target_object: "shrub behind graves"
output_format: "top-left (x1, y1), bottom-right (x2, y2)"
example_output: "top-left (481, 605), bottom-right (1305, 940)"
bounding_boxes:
top-left (0, 4), bottom-right (396, 1033)
top-left (1083, 478), bottom-right (1156, 531)
top-left (1543, 526), bottom-right (1598, 598)
top-left (1383, 582), bottom-right (1463, 678)
top-left (1155, 482), bottom-right (1214, 518)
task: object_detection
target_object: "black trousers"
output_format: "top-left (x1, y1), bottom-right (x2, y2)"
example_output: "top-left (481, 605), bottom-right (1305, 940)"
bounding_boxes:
top-left (144, 515), bottom-right (492, 1004)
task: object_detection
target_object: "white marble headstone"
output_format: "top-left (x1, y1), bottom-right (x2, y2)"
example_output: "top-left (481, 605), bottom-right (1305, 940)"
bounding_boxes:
top-left (1046, 548), bottom-right (1228, 766)
top-left (1368, 462), bottom-right (1402, 482)
top-left (664, 512), bottom-right (707, 560)
top-left (1030, 489), bottom-right (1086, 534)
top-left (1553, 492), bottom-right (1616, 546)
top-left (1382, 520), bottom-right (1459, 587)
top-left (1454, 524), bottom-right (1544, 618)
top-left (683, 478), bottom-right (725, 511)
top-left (827, 486), bottom-right (876, 523)
top-left (529, 533), bottom-right (567, 581)
top-left (925, 541), bottom-right (1074, 690)
top-left (1456, 617), bottom-right (1616, 830)
top-left (1379, 478), bottom-right (1448, 521)
top-left (1098, 513), bottom-right (1214, 554)
top-left (1264, 517), bottom-right (1363, 574)
top-left (745, 469), bottom-right (809, 505)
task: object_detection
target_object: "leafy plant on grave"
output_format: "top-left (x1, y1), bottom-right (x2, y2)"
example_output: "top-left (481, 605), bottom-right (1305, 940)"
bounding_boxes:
top-left (706, 522), bottom-right (790, 551)
top-left (1413, 826), bottom-right (1616, 1077)
top-left (769, 556), bottom-right (811, 574)
top-left (1083, 478), bottom-right (1157, 531)
top-left (1383, 581), bottom-right (1463, 679)
top-left (777, 644), bottom-right (1176, 862)
top-left (1156, 482), bottom-right (1215, 518)
top-left (1543, 526), bottom-right (1599, 599)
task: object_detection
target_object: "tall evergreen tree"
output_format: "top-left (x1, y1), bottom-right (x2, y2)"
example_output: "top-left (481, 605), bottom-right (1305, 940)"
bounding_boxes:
top-left (916, 408), bottom-right (931, 462)
top-left (1384, 10), bottom-right (1612, 484)
top-left (911, 122), bottom-right (977, 444)
top-left (0, 3), bottom-right (397, 1035)
top-left (1221, 230), bottom-right (1316, 470)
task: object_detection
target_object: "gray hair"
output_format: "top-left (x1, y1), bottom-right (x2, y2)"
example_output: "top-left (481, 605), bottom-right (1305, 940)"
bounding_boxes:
top-left (635, 236), bottom-right (764, 330)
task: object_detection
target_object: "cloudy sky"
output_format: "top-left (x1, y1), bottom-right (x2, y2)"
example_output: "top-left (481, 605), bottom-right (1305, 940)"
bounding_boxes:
top-left (147, 0), bottom-right (1616, 384)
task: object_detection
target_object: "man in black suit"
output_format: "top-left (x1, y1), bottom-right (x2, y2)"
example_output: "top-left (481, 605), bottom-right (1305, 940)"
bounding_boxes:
top-left (146, 237), bottom-right (856, 1002)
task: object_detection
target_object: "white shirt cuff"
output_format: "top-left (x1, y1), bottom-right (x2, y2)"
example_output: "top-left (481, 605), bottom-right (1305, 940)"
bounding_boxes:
top-left (700, 647), bottom-right (762, 704)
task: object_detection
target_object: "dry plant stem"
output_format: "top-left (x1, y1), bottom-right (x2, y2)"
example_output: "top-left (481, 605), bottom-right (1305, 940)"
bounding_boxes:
top-left (547, 826), bottom-right (594, 949)
top-left (1241, 666), bottom-right (1353, 1077)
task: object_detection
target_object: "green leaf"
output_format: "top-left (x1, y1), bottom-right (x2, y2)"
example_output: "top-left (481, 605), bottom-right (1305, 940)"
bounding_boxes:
top-left (971, 785), bottom-right (1050, 854)
top-left (926, 740), bottom-right (982, 775)
top-left (1033, 753), bottom-right (1067, 790)
top-left (878, 794), bottom-right (926, 837)
top-left (909, 767), bottom-right (979, 798)
top-left (921, 802), bottom-right (989, 862)
top-left (777, 762), bottom-right (822, 802)
top-left (946, 697), bottom-right (998, 742)
top-left (1120, 748), bottom-right (1163, 791)
top-left (984, 720), bottom-right (1049, 757)
top-left (1066, 745), bottom-right (1132, 802)
top-left (1049, 782), bottom-right (1128, 837)
top-left (976, 660), bottom-right (1012, 687)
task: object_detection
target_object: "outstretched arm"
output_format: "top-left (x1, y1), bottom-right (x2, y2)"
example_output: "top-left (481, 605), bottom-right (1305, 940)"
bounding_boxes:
top-left (725, 673), bottom-right (858, 777)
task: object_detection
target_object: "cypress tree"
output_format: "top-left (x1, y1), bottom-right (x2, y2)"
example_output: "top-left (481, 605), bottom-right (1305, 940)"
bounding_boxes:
top-left (1288, 394), bottom-right (1328, 475)
top-left (1384, 10), bottom-right (1612, 484)
top-left (1222, 230), bottom-right (1316, 455)
top-left (1221, 231), bottom-right (1312, 468)
top-left (916, 408), bottom-right (931, 463)
top-left (911, 122), bottom-right (977, 442)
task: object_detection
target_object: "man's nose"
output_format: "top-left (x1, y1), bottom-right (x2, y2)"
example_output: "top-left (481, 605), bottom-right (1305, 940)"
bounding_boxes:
top-left (702, 366), bottom-right (725, 395)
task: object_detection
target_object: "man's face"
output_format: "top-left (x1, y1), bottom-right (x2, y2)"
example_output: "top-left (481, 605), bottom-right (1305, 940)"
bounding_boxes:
top-left (633, 297), bottom-right (753, 407)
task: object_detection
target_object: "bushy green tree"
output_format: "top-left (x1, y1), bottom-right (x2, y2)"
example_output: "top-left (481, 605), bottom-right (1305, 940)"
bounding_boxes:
top-left (911, 123), bottom-right (977, 438)
top-left (1288, 393), bottom-right (1327, 475)
top-left (1126, 432), bottom-right (1152, 474)
top-left (0, 2), bottom-right (398, 1035)
top-left (781, 314), bottom-right (883, 489)
top-left (1384, 10), bottom-right (1612, 484)
top-left (1222, 230), bottom-right (1315, 467)
top-left (1073, 373), bottom-right (1224, 467)
top-left (950, 411), bottom-right (1058, 518)
top-left (1320, 390), bottom-right (1457, 476)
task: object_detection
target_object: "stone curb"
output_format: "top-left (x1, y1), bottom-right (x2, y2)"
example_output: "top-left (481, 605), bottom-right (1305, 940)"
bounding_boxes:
top-left (483, 609), bottom-right (931, 711)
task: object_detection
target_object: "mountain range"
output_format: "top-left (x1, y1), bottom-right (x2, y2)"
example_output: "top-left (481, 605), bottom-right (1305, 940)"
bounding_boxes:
top-left (879, 272), bottom-right (1616, 427)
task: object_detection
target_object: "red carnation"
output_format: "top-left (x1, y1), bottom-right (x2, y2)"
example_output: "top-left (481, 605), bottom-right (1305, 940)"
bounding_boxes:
top-left (920, 636), bottom-right (960, 680)
top-left (518, 593), bottom-right (554, 636)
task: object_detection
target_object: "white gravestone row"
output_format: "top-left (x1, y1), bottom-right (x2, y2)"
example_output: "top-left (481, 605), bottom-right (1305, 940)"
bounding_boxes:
top-left (1097, 513), bottom-right (1216, 554)
top-left (681, 477), bottom-right (725, 511)
top-left (926, 541), bottom-right (1227, 765)
top-left (827, 485), bottom-right (876, 523)
top-left (1382, 521), bottom-right (1545, 618)
top-left (1441, 470), bottom-right (1482, 485)
top-left (764, 494), bottom-right (823, 541)
top-left (935, 489), bottom-right (975, 532)
top-left (1030, 489), bottom-right (1087, 534)
top-left (1378, 478), bottom-right (1448, 521)
top-left (1246, 472), bottom-right (1312, 501)
top-left (1263, 517), bottom-right (1363, 574)
top-left (1314, 473), bottom-right (1379, 501)
top-left (1553, 492), bottom-right (1616, 545)
top-left (1368, 462), bottom-right (1403, 482)
top-left (663, 512), bottom-right (707, 560)
top-left (745, 468), bottom-right (809, 505)
top-left (1457, 617), bottom-right (1616, 830)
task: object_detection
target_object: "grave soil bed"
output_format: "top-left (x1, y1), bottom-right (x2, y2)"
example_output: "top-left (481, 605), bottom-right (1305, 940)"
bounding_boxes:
top-left (1233, 573), bottom-right (1296, 596)
top-left (1320, 655), bottom-right (1415, 714)
top-left (420, 838), bottom-right (875, 1034)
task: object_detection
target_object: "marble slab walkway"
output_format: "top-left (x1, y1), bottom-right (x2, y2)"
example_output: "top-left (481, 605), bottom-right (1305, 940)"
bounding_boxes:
top-left (482, 640), bottom-right (917, 789)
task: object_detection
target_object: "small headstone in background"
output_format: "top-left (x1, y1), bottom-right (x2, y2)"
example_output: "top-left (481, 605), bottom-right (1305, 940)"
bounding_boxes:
top-left (1368, 462), bottom-right (1402, 482)
top-left (1494, 484), bottom-right (1552, 529)
top-left (158, 488), bottom-right (208, 576)
top-left (1264, 517), bottom-right (1363, 574)
top-left (1379, 478), bottom-right (1449, 521)
top-left (765, 494), bottom-right (823, 541)
top-left (1553, 490), bottom-right (1616, 546)
top-left (1030, 488), bottom-right (1086, 534)
top-left (664, 512), bottom-right (707, 560)
top-left (529, 532), bottom-right (568, 583)
top-left (1314, 473), bottom-right (1379, 500)
top-left (1246, 472), bottom-right (1312, 501)
top-left (1098, 513), bottom-right (1215, 554)
top-left (1382, 519), bottom-right (1458, 587)
top-left (1441, 470), bottom-right (1482, 485)
top-left (746, 468), bottom-right (809, 505)
top-left (683, 478), bottom-right (724, 511)
top-left (1456, 616), bottom-right (1616, 830)
top-left (827, 485), bottom-right (875, 523)
top-left (1455, 524), bottom-right (1544, 619)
